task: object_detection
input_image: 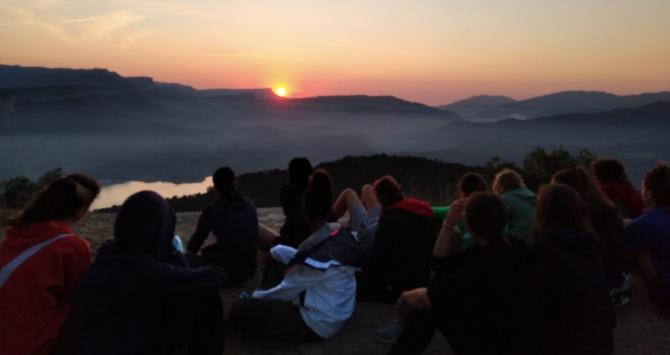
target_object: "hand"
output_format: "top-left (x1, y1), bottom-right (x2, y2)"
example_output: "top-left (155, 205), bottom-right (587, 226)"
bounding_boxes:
top-left (394, 288), bottom-right (432, 320)
top-left (444, 199), bottom-right (466, 229)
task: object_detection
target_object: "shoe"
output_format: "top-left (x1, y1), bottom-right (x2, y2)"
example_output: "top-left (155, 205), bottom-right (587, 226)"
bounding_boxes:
top-left (375, 319), bottom-right (404, 344)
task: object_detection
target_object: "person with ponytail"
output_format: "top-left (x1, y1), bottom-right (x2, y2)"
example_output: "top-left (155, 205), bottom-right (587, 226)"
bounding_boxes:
top-left (230, 169), bottom-right (365, 341)
top-left (626, 163), bottom-right (670, 316)
top-left (0, 174), bottom-right (100, 355)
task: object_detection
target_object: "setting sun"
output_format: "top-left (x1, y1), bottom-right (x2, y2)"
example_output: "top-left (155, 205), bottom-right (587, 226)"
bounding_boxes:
top-left (273, 86), bottom-right (288, 97)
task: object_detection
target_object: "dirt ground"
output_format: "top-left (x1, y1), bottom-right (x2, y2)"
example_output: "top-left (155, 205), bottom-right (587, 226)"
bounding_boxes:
top-left (3, 209), bottom-right (669, 354)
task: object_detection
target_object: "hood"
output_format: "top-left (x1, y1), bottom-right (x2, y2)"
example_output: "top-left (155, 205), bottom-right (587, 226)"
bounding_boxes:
top-left (289, 223), bottom-right (364, 269)
top-left (392, 198), bottom-right (433, 217)
top-left (217, 191), bottom-right (249, 209)
top-left (539, 229), bottom-right (601, 257)
top-left (113, 191), bottom-right (176, 260)
top-left (504, 187), bottom-right (537, 205)
top-left (3, 221), bottom-right (74, 249)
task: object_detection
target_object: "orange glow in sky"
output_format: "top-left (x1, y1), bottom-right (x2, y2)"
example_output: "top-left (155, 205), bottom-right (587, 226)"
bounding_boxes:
top-left (0, 0), bottom-right (668, 104)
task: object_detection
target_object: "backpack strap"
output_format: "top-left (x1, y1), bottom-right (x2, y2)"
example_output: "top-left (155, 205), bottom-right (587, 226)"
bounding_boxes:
top-left (0, 233), bottom-right (73, 288)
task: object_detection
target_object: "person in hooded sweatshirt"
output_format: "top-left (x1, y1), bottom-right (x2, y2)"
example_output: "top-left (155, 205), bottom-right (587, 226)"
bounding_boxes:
top-left (230, 169), bottom-right (364, 341)
top-left (0, 174), bottom-right (100, 355)
top-left (533, 184), bottom-right (614, 355)
top-left (388, 192), bottom-right (538, 355)
top-left (591, 158), bottom-right (645, 219)
top-left (53, 191), bottom-right (227, 355)
top-left (493, 169), bottom-right (537, 247)
top-left (187, 166), bottom-right (258, 286)
top-left (357, 175), bottom-right (436, 304)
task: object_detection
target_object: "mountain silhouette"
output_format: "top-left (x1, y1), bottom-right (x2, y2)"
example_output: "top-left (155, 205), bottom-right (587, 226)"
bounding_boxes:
top-left (439, 95), bottom-right (517, 117)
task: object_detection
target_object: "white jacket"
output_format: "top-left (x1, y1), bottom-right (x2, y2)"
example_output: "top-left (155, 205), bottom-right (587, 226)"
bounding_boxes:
top-left (252, 223), bottom-right (358, 338)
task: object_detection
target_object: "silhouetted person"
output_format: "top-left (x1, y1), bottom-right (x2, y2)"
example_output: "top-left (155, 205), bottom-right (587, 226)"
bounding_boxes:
top-left (553, 167), bottom-right (631, 308)
top-left (626, 164), bottom-right (670, 316)
top-left (533, 184), bottom-right (614, 355)
top-left (187, 167), bottom-right (258, 286)
top-left (591, 158), bottom-right (645, 219)
top-left (54, 191), bottom-right (227, 355)
top-left (278, 157), bottom-right (313, 247)
top-left (357, 176), bottom-right (436, 303)
top-left (0, 175), bottom-right (99, 355)
top-left (388, 192), bottom-right (538, 355)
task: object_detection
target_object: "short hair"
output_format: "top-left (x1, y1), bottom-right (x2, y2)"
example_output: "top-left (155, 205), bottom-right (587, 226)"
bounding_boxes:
top-left (492, 169), bottom-right (525, 195)
top-left (591, 159), bottom-right (627, 183)
top-left (643, 164), bottom-right (670, 207)
top-left (213, 167), bottom-right (235, 193)
top-left (465, 192), bottom-right (506, 242)
top-left (458, 172), bottom-right (488, 197)
top-left (374, 175), bottom-right (404, 206)
top-left (288, 158), bottom-right (313, 185)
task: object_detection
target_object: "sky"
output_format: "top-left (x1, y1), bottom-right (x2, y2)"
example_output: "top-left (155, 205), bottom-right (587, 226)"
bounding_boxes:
top-left (1, 0), bottom-right (669, 105)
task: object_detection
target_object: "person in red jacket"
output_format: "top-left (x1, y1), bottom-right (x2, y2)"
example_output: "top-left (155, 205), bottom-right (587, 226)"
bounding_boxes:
top-left (0, 174), bottom-right (100, 355)
top-left (591, 158), bottom-right (645, 219)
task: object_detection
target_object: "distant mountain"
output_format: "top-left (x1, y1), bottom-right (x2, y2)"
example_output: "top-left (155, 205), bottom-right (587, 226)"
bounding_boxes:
top-left (274, 95), bottom-right (459, 118)
top-left (439, 95), bottom-right (516, 117)
top-left (469, 90), bottom-right (670, 122)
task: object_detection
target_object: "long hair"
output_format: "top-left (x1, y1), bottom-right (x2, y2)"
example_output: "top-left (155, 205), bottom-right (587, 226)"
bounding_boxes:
top-left (533, 184), bottom-right (596, 240)
top-left (304, 169), bottom-right (333, 222)
top-left (465, 192), bottom-right (506, 243)
top-left (9, 174), bottom-right (100, 226)
top-left (374, 175), bottom-right (404, 206)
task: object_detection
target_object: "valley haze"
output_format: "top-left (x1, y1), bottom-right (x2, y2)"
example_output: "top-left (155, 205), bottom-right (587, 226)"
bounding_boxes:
top-left (1, 65), bottom-right (669, 199)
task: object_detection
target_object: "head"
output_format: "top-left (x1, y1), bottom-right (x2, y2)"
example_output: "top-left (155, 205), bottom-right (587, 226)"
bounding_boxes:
top-left (374, 175), bottom-right (404, 207)
top-left (464, 192), bottom-right (506, 245)
top-left (113, 191), bottom-right (176, 260)
top-left (492, 169), bottom-right (525, 195)
top-left (458, 172), bottom-right (488, 199)
top-left (642, 164), bottom-right (670, 208)
top-left (288, 157), bottom-right (313, 186)
top-left (533, 184), bottom-right (594, 239)
top-left (213, 166), bottom-right (236, 194)
top-left (552, 166), bottom-right (613, 209)
top-left (9, 174), bottom-right (100, 226)
top-left (591, 159), bottom-right (627, 184)
top-left (303, 169), bottom-right (333, 231)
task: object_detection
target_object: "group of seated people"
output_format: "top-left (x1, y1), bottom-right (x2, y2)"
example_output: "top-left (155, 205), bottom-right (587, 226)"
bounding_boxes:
top-left (0, 157), bottom-right (669, 355)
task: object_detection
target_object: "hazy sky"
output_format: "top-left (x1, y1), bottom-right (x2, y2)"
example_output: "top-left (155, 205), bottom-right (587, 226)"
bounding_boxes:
top-left (1, 0), bottom-right (669, 104)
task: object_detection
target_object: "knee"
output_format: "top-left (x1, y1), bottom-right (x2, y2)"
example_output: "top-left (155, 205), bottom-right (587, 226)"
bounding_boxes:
top-left (361, 184), bottom-right (375, 196)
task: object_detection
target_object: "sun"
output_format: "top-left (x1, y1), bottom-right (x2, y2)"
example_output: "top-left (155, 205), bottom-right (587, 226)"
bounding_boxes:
top-left (273, 86), bottom-right (288, 97)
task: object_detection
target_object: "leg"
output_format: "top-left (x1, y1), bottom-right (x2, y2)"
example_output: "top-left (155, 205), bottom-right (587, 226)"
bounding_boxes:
top-left (258, 223), bottom-right (279, 250)
top-left (230, 298), bottom-right (319, 342)
top-left (260, 258), bottom-right (287, 290)
top-left (388, 310), bottom-right (438, 355)
top-left (332, 188), bottom-right (364, 220)
top-left (361, 184), bottom-right (381, 212)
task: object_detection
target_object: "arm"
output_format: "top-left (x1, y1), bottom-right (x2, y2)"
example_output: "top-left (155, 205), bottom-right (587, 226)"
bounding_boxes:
top-left (394, 287), bottom-right (432, 320)
top-left (62, 237), bottom-right (93, 302)
top-left (252, 265), bottom-right (324, 302)
top-left (432, 199), bottom-right (466, 258)
top-left (150, 262), bottom-right (227, 301)
top-left (187, 208), bottom-right (211, 254)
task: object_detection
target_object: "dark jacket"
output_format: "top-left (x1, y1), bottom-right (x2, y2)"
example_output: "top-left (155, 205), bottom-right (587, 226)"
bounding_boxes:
top-left (188, 192), bottom-right (258, 282)
top-left (427, 242), bottom-right (538, 355)
top-left (534, 229), bottom-right (615, 355)
top-left (278, 183), bottom-right (310, 248)
top-left (359, 198), bottom-right (436, 303)
top-left (54, 191), bottom-right (227, 355)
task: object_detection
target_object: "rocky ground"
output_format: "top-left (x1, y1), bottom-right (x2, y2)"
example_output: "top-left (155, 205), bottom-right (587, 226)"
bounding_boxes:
top-left (2, 209), bottom-right (669, 354)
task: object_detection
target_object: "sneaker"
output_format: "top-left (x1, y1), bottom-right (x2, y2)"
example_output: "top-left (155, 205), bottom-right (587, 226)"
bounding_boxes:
top-left (375, 319), bottom-right (404, 344)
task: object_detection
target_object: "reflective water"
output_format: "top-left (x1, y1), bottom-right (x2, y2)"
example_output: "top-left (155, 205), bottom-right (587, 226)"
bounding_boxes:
top-left (91, 177), bottom-right (212, 210)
